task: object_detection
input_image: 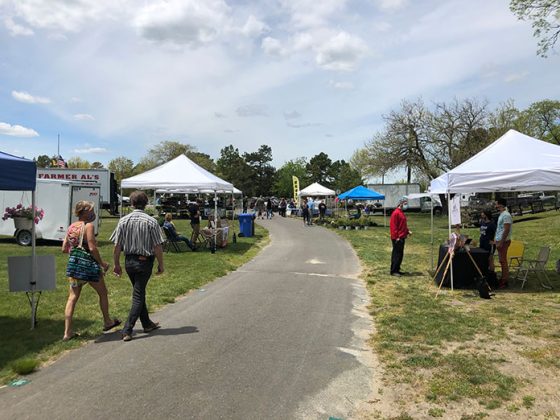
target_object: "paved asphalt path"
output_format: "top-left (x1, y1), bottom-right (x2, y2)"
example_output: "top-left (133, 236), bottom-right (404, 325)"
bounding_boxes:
top-left (0, 216), bottom-right (374, 420)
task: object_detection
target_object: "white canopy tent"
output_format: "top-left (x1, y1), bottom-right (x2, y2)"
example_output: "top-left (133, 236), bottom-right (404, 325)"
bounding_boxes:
top-left (429, 129), bottom-right (560, 194)
top-left (121, 155), bottom-right (235, 252)
top-left (428, 129), bottom-right (560, 290)
top-left (297, 182), bottom-right (335, 197)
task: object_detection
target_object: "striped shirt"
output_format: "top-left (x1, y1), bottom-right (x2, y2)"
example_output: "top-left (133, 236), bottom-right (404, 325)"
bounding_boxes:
top-left (110, 210), bottom-right (164, 256)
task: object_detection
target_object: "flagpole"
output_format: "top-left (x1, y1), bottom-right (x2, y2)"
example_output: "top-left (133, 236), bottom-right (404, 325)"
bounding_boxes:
top-left (57, 134), bottom-right (60, 157)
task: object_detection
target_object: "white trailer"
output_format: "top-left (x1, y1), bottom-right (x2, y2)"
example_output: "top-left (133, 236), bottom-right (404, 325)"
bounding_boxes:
top-left (0, 179), bottom-right (101, 245)
top-left (37, 168), bottom-right (118, 214)
top-left (367, 183), bottom-right (443, 214)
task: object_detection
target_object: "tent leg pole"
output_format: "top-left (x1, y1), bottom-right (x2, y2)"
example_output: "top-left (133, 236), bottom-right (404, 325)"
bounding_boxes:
top-left (31, 190), bottom-right (37, 330)
top-left (447, 192), bottom-right (453, 291)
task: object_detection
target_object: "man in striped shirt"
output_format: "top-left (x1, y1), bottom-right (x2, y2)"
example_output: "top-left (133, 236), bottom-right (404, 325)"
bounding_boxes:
top-left (110, 191), bottom-right (165, 342)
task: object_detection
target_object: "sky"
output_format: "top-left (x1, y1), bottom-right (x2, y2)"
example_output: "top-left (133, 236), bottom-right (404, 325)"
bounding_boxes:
top-left (0, 0), bottom-right (559, 170)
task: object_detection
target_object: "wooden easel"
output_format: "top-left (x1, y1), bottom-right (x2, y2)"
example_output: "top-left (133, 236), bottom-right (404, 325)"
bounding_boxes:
top-left (434, 245), bottom-right (489, 297)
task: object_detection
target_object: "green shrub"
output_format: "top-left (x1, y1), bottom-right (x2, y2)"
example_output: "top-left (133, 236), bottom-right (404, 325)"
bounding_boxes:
top-left (11, 358), bottom-right (39, 375)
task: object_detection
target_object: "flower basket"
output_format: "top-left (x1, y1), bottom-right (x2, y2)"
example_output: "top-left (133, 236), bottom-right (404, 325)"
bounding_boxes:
top-left (13, 217), bottom-right (33, 230)
top-left (3, 204), bottom-right (44, 227)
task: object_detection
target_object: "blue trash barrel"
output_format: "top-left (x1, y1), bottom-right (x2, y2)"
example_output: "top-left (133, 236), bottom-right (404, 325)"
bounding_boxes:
top-left (238, 213), bottom-right (254, 237)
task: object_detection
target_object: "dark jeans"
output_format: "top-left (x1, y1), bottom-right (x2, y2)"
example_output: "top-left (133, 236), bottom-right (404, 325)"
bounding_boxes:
top-left (175, 235), bottom-right (193, 249)
top-left (390, 238), bottom-right (405, 274)
top-left (123, 255), bottom-right (155, 334)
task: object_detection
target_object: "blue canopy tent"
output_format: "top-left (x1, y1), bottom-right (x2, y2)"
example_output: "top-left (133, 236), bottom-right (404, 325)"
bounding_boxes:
top-left (0, 151), bottom-right (37, 190)
top-left (0, 151), bottom-right (42, 329)
top-left (338, 185), bottom-right (387, 225)
top-left (338, 185), bottom-right (385, 200)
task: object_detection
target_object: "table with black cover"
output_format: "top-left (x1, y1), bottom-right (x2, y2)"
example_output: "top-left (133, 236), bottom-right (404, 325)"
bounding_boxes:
top-left (434, 245), bottom-right (489, 289)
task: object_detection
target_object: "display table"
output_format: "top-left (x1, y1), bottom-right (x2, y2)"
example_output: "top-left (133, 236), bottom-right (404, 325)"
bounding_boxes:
top-left (434, 245), bottom-right (489, 289)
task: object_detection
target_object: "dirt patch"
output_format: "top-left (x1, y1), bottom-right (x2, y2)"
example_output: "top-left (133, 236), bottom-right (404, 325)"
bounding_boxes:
top-left (354, 330), bottom-right (560, 419)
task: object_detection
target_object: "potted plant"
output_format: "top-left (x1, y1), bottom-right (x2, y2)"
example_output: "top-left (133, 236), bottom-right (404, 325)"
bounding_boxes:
top-left (2, 204), bottom-right (44, 230)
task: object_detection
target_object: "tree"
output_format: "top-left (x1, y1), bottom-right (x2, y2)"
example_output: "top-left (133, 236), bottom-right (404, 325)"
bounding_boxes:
top-left (108, 156), bottom-right (134, 183)
top-left (510, 0), bottom-right (560, 57)
top-left (66, 157), bottom-right (91, 169)
top-left (243, 145), bottom-right (275, 197)
top-left (330, 160), bottom-right (363, 193)
top-left (306, 152), bottom-right (333, 185)
top-left (273, 157), bottom-right (308, 198)
top-left (364, 99), bottom-right (436, 183)
top-left (91, 161), bottom-right (104, 169)
top-left (518, 100), bottom-right (560, 144)
top-left (35, 155), bottom-right (52, 168)
top-left (135, 141), bottom-right (198, 173)
top-left (186, 151), bottom-right (216, 173)
top-left (216, 145), bottom-right (253, 195)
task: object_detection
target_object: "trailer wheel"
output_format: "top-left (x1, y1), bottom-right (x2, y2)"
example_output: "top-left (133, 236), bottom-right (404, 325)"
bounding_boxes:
top-left (16, 229), bottom-right (32, 246)
top-left (433, 207), bottom-right (443, 216)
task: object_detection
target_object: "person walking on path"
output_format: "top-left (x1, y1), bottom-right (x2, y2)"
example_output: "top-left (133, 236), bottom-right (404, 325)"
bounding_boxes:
top-left (110, 191), bottom-right (165, 342)
top-left (389, 198), bottom-right (411, 277)
top-left (301, 201), bottom-right (310, 226)
top-left (62, 201), bottom-right (120, 341)
top-left (266, 198), bottom-right (273, 219)
top-left (495, 198), bottom-right (513, 288)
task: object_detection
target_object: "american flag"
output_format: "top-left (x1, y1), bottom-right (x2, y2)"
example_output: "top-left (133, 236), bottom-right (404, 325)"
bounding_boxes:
top-left (56, 156), bottom-right (66, 168)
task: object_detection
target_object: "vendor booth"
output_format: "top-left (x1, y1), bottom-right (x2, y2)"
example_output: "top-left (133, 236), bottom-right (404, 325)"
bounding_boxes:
top-left (429, 129), bottom-right (560, 290)
top-left (338, 185), bottom-right (386, 224)
top-left (121, 155), bottom-right (235, 252)
top-left (297, 182), bottom-right (336, 216)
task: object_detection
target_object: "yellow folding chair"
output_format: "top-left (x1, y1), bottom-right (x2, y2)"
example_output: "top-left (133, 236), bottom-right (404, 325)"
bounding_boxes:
top-left (507, 240), bottom-right (525, 271)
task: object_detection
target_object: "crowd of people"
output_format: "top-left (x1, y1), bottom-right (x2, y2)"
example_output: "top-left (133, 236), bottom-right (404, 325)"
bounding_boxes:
top-left (61, 190), bottom-right (517, 341)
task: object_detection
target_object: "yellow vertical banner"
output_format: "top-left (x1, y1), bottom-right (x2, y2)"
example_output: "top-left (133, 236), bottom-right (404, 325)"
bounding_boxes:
top-left (292, 176), bottom-right (300, 202)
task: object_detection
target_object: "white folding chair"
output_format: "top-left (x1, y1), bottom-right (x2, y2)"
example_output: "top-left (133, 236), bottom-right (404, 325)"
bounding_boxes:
top-left (515, 246), bottom-right (553, 289)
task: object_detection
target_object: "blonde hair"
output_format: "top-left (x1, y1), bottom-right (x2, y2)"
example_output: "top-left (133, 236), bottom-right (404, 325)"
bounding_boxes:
top-left (74, 200), bottom-right (95, 217)
top-left (164, 213), bottom-right (173, 222)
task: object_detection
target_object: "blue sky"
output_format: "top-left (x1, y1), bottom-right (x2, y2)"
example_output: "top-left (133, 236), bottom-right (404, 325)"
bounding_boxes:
top-left (0, 0), bottom-right (559, 169)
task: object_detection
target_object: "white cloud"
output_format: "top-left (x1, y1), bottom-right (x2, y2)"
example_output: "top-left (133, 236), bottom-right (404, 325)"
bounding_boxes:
top-left (0, 122), bottom-right (39, 137)
top-left (261, 37), bottom-right (288, 57)
top-left (376, 0), bottom-right (407, 12)
top-left (279, 0), bottom-right (348, 28)
top-left (505, 72), bottom-right (529, 83)
top-left (12, 90), bottom-right (51, 104)
top-left (284, 111), bottom-right (301, 120)
top-left (73, 146), bottom-right (106, 154)
top-left (329, 80), bottom-right (354, 90)
top-left (316, 32), bottom-right (368, 71)
top-left (4, 17), bottom-right (33, 36)
top-left (133, 0), bottom-right (230, 47)
top-left (240, 15), bottom-right (269, 38)
top-left (372, 21), bottom-right (392, 32)
top-left (74, 113), bottom-right (95, 121)
top-left (214, 112), bottom-right (227, 118)
top-left (1, 0), bottom-right (123, 33)
top-left (236, 104), bottom-right (268, 117)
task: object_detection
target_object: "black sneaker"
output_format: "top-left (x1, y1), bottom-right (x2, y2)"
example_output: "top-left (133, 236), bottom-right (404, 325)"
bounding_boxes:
top-left (390, 272), bottom-right (402, 277)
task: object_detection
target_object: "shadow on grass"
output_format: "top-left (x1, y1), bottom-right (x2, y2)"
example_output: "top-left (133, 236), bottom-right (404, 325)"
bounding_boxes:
top-left (94, 325), bottom-right (199, 343)
top-left (0, 316), bottom-right (96, 372)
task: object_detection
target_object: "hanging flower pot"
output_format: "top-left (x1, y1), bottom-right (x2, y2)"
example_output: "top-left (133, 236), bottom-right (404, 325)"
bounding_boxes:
top-left (13, 217), bottom-right (33, 230)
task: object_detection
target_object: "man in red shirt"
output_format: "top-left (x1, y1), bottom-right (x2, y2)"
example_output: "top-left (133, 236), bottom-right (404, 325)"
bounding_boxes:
top-left (390, 198), bottom-right (412, 276)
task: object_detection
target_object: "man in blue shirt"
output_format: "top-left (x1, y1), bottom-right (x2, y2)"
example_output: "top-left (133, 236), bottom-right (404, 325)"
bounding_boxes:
top-left (495, 198), bottom-right (512, 288)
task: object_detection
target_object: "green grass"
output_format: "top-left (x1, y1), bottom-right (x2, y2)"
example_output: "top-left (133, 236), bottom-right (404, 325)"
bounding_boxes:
top-left (0, 215), bottom-right (268, 383)
top-left (333, 211), bottom-right (560, 412)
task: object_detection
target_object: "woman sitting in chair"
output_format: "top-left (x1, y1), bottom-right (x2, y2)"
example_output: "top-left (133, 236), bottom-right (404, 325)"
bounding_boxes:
top-left (163, 213), bottom-right (196, 251)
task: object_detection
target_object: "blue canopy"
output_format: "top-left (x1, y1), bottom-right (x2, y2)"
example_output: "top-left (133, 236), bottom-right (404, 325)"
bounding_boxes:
top-left (338, 185), bottom-right (384, 200)
top-left (0, 151), bottom-right (36, 191)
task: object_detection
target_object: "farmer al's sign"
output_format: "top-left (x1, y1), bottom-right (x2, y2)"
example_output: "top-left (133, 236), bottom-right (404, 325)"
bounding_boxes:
top-left (38, 172), bottom-right (100, 181)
